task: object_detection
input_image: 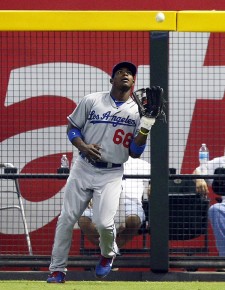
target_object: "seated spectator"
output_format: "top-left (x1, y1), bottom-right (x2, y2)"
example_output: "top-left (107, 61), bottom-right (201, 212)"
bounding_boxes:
top-left (78, 157), bottom-right (150, 248)
top-left (193, 155), bottom-right (225, 257)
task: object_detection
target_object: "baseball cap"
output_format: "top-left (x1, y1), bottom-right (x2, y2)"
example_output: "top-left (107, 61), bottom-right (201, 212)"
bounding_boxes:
top-left (111, 61), bottom-right (137, 78)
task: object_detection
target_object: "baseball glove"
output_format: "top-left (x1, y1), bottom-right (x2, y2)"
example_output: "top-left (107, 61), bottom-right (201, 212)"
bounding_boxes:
top-left (132, 86), bottom-right (165, 120)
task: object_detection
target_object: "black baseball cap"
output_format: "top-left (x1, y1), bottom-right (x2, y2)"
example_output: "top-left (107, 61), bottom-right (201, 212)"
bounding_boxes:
top-left (111, 61), bottom-right (137, 78)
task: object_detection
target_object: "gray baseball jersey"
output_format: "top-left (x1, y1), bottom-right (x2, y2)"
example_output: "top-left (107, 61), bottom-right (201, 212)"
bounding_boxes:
top-left (68, 91), bottom-right (140, 164)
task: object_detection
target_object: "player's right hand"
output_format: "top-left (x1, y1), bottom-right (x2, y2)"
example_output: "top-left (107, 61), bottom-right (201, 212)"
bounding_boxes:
top-left (81, 144), bottom-right (102, 162)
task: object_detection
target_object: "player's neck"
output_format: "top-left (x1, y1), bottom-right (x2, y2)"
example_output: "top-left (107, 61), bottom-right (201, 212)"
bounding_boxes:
top-left (110, 94), bottom-right (125, 107)
top-left (110, 89), bottom-right (131, 102)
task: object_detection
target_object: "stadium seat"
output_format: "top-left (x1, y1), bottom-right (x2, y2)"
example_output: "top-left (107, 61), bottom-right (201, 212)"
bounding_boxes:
top-left (0, 164), bottom-right (33, 255)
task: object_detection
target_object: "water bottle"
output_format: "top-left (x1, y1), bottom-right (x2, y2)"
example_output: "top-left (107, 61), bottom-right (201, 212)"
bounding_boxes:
top-left (61, 154), bottom-right (69, 168)
top-left (199, 144), bottom-right (209, 174)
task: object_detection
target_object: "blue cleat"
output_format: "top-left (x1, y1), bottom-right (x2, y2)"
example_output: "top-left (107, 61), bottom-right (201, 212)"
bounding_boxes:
top-left (47, 271), bottom-right (66, 283)
top-left (95, 255), bottom-right (114, 279)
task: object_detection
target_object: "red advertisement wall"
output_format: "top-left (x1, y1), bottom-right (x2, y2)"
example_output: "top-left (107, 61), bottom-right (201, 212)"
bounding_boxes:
top-left (0, 1), bottom-right (224, 259)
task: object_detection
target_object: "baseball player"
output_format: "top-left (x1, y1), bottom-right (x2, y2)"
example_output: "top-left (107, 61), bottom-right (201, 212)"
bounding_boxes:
top-left (193, 155), bottom-right (225, 257)
top-left (47, 61), bottom-right (163, 283)
top-left (78, 156), bottom-right (151, 248)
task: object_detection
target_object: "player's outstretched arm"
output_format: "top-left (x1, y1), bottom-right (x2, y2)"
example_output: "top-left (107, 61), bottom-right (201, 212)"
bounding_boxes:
top-left (129, 118), bottom-right (155, 158)
top-left (130, 86), bottom-right (164, 158)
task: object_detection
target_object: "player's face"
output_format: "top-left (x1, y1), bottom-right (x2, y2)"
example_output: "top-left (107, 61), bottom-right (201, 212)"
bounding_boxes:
top-left (112, 67), bottom-right (135, 91)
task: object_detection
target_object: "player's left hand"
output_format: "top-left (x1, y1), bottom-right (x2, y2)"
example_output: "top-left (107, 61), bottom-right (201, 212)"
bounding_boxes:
top-left (140, 116), bottom-right (156, 131)
top-left (144, 86), bottom-right (164, 118)
top-left (133, 86), bottom-right (165, 120)
top-left (138, 86), bottom-right (165, 131)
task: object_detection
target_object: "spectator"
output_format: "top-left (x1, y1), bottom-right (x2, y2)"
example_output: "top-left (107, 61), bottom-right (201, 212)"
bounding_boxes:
top-left (193, 155), bottom-right (225, 257)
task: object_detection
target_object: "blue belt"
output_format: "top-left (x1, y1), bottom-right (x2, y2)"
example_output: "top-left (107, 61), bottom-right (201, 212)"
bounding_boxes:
top-left (80, 153), bottom-right (122, 169)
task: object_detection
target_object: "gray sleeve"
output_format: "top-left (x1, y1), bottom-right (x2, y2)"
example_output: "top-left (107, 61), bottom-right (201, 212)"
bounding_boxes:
top-left (67, 95), bottom-right (93, 129)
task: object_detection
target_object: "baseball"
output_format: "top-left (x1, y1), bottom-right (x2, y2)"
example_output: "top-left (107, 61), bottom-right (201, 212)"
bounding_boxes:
top-left (156, 12), bottom-right (165, 22)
